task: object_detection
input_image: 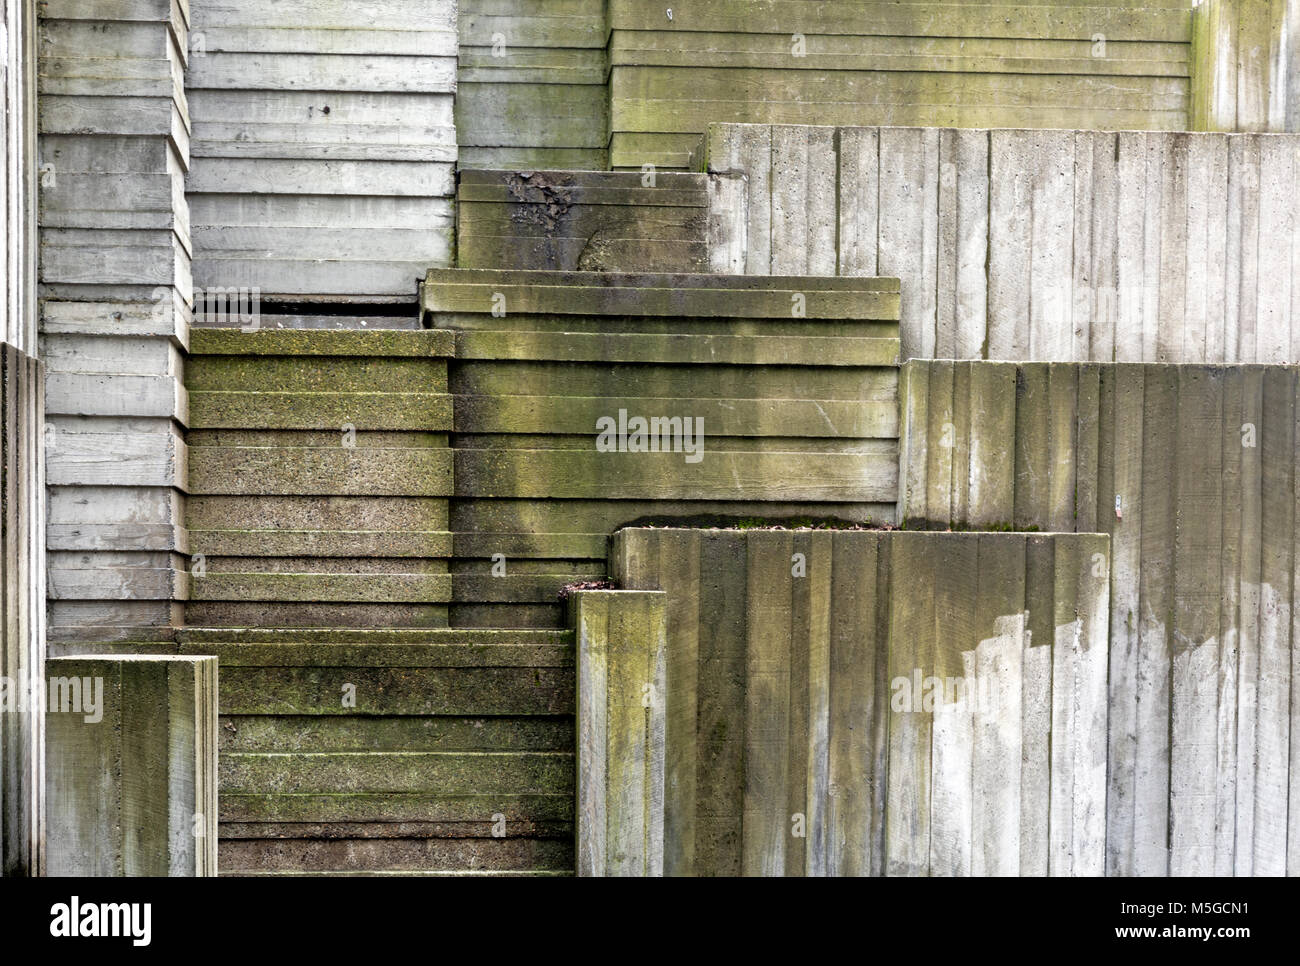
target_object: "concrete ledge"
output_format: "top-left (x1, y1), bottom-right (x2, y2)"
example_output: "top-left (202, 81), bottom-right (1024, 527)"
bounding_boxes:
top-left (422, 267), bottom-right (901, 322)
top-left (45, 655), bottom-right (218, 876)
top-left (189, 391), bottom-right (453, 431)
top-left (190, 328), bottom-right (455, 358)
top-left (569, 590), bottom-right (667, 877)
top-left (187, 447), bottom-right (453, 497)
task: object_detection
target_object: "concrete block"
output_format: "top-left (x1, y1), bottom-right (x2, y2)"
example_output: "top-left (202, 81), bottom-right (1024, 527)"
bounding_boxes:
top-left (45, 655), bottom-right (218, 876)
top-left (569, 590), bottom-right (666, 876)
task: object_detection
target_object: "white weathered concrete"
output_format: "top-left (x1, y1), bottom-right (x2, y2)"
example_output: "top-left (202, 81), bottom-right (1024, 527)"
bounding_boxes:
top-left (709, 124), bottom-right (1300, 365)
top-left (38, 4), bottom-right (191, 643)
top-left (186, 0), bottom-right (457, 297)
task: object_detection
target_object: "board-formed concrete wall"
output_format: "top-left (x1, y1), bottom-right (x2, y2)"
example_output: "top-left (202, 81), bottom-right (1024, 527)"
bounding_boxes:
top-left (45, 654), bottom-right (217, 876)
top-left (184, 329), bottom-right (454, 628)
top-left (612, 528), bottom-right (1111, 877)
top-left (456, 169), bottom-right (709, 274)
top-left (457, 0), bottom-right (609, 171)
top-left (1194, 0), bottom-right (1300, 132)
top-left (3, 0), bottom-right (37, 356)
top-left (423, 268), bottom-right (902, 628)
top-left (1, 0), bottom-right (43, 877)
top-left (570, 590), bottom-right (666, 877)
top-left (186, 0), bottom-right (457, 297)
top-left (149, 627), bottom-right (574, 876)
top-left (611, 0), bottom-right (1193, 170)
top-left (707, 124), bottom-right (1300, 366)
top-left (0, 343), bottom-right (45, 875)
top-left (901, 360), bottom-right (1300, 875)
top-left (39, 0), bottom-right (192, 645)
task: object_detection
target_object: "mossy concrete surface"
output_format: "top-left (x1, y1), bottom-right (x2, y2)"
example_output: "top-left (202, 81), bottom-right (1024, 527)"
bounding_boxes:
top-left (457, 169), bottom-right (709, 273)
top-left (184, 329), bottom-right (456, 628)
top-left (609, 0), bottom-right (1192, 168)
top-left (45, 655), bottom-right (218, 876)
top-left (569, 590), bottom-right (666, 876)
top-left (612, 527), bottom-right (1109, 877)
top-left (456, 0), bottom-right (610, 171)
top-left (900, 359), bottom-right (1300, 876)
top-left (422, 268), bottom-right (901, 628)
top-left (1192, 0), bottom-right (1300, 132)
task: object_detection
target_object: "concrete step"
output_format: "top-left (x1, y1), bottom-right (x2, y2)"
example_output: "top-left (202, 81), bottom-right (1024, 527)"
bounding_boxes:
top-left (225, 869), bottom-right (574, 877)
top-left (222, 751), bottom-right (574, 795)
top-left (193, 625), bottom-right (578, 875)
top-left (221, 792), bottom-right (573, 825)
top-left (219, 835), bottom-right (574, 874)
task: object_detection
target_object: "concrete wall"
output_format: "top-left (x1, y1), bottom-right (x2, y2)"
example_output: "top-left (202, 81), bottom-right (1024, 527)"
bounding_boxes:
top-left (901, 360), bottom-right (1300, 875)
top-left (38, 0), bottom-right (192, 644)
top-left (423, 268), bottom-right (902, 628)
top-left (186, 0), bottom-right (456, 300)
top-left (45, 654), bottom-right (217, 876)
top-left (1, 0), bottom-right (43, 876)
top-left (0, 344), bottom-right (44, 875)
top-left (571, 590), bottom-right (666, 876)
top-left (184, 329), bottom-right (454, 628)
top-left (612, 528), bottom-right (1111, 877)
top-left (456, 169), bottom-right (709, 273)
top-left (457, 0), bottom-right (608, 170)
top-left (708, 123), bottom-right (1300, 366)
top-left (3, 0), bottom-right (36, 355)
top-left (612, 0), bottom-right (1193, 170)
top-left (157, 627), bottom-right (573, 875)
top-left (1194, 0), bottom-right (1300, 132)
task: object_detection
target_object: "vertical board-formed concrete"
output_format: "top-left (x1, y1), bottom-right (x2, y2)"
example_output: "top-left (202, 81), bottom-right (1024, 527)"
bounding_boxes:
top-left (186, 0), bottom-right (457, 296)
top-left (45, 655), bottom-right (217, 876)
top-left (2, 0), bottom-right (37, 355)
top-left (0, 344), bottom-right (45, 875)
top-left (423, 268), bottom-right (902, 628)
top-left (1193, 0), bottom-right (1300, 132)
top-left (710, 124), bottom-right (1300, 365)
top-left (900, 359), bottom-right (1300, 875)
top-left (1, 0), bottom-right (42, 875)
top-left (570, 590), bottom-right (666, 876)
top-left (38, 0), bottom-right (192, 644)
top-left (458, 0), bottom-right (609, 170)
top-left (612, 528), bottom-right (1110, 877)
top-left (456, 170), bottom-right (709, 273)
top-left (184, 329), bottom-right (454, 628)
top-left (611, 1), bottom-right (1192, 169)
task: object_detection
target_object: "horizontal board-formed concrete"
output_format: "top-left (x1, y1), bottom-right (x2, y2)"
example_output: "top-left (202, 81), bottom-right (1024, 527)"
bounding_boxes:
top-left (708, 124), bottom-right (1300, 365)
top-left (186, 0), bottom-right (456, 296)
top-left (144, 627), bottom-right (575, 876)
top-left (458, 0), bottom-right (609, 170)
top-left (612, 0), bottom-right (1192, 169)
top-left (1, 344), bottom-right (45, 875)
top-left (456, 169), bottom-right (709, 273)
top-left (613, 527), bottom-right (1110, 877)
top-left (45, 654), bottom-right (218, 876)
top-left (185, 328), bottom-right (454, 628)
top-left (901, 359), bottom-right (1300, 875)
top-left (38, 1), bottom-right (192, 642)
top-left (423, 268), bottom-right (902, 628)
